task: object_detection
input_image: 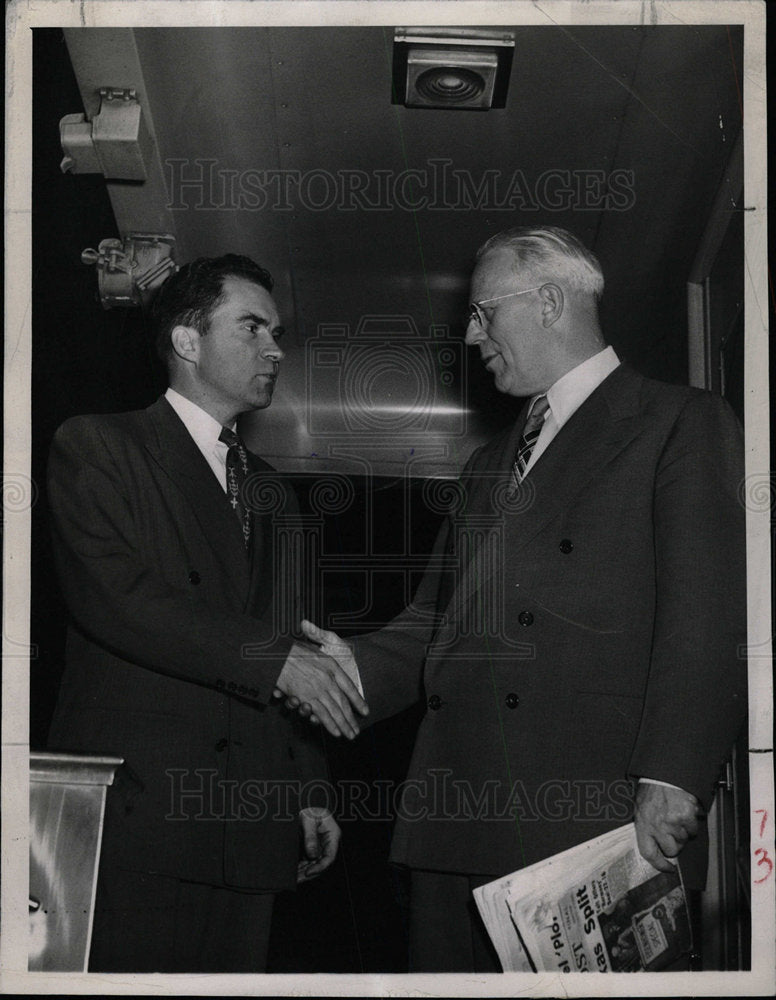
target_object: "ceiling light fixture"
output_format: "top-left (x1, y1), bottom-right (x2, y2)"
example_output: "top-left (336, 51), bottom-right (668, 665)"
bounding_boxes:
top-left (393, 28), bottom-right (515, 110)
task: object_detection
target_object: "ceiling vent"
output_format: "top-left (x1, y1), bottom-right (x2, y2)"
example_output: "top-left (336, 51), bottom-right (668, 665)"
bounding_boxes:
top-left (393, 29), bottom-right (515, 110)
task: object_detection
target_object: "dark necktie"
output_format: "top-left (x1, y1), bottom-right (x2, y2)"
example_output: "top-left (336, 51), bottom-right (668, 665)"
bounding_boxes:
top-left (513, 395), bottom-right (550, 486)
top-left (218, 426), bottom-right (252, 548)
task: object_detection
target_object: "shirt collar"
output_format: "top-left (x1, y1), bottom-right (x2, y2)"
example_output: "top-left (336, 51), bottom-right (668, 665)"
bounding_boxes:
top-left (165, 387), bottom-right (233, 454)
top-left (541, 345), bottom-right (620, 430)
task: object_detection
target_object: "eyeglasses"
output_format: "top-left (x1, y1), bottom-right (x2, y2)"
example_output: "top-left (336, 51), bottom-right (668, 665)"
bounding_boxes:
top-left (467, 285), bottom-right (543, 329)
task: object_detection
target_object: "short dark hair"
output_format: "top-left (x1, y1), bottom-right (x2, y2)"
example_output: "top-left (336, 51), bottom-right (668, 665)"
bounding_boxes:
top-left (151, 254), bottom-right (274, 361)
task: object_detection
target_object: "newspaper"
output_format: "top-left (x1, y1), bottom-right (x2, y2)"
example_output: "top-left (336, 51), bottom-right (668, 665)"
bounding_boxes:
top-left (474, 823), bottom-right (691, 972)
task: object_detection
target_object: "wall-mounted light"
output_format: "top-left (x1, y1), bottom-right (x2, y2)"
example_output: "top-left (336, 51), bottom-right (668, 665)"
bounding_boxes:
top-left (80, 234), bottom-right (176, 309)
top-left (393, 28), bottom-right (515, 110)
top-left (60, 87), bottom-right (151, 180)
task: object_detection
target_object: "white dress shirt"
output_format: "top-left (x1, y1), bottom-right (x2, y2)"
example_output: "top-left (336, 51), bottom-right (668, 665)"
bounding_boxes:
top-left (521, 345), bottom-right (621, 479)
top-left (165, 387), bottom-right (234, 492)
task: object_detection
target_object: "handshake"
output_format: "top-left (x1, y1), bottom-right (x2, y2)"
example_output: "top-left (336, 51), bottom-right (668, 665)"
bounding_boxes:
top-left (274, 619), bottom-right (368, 739)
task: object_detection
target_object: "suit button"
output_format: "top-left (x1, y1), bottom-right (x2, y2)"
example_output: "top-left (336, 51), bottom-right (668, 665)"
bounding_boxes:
top-left (427, 695), bottom-right (442, 711)
top-left (518, 611), bottom-right (534, 627)
top-left (559, 539), bottom-right (574, 554)
top-left (505, 693), bottom-right (520, 709)
top-left (189, 570), bottom-right (201, 585)
top-left (215, 738), bottom-right (228, 751)
top-left (249, 688), bottom-right (258, 699)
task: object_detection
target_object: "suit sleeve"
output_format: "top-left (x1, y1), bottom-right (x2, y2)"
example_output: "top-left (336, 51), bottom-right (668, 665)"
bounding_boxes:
top-left (47, 418), bottom-right (291, 705)
top-left (349, 519), bottom-right (450, 723)
top-left (628, 393), bottom-right (747, 810)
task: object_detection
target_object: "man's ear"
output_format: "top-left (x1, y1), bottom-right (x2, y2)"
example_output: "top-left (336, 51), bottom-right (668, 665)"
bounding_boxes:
top-left (170, 324), bottom-right (200, 364)
top-left (539, 284), bottom-right (564, 328)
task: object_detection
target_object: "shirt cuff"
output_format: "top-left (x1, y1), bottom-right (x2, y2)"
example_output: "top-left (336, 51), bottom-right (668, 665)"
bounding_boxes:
top-left (350, 654), bottom-right (364, 698)
top-left (638, 777), bottom-right (683, 791)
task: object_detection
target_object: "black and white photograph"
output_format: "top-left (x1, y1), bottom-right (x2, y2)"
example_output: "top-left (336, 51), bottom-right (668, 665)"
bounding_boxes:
top-left (2, 0), bottom-right (773, 994)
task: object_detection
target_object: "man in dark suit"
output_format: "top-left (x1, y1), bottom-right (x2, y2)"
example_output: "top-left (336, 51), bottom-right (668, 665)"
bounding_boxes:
top-left (46, 254), bottom-right (368, 972)
top-left (293, 227), bottom-right (747, 971)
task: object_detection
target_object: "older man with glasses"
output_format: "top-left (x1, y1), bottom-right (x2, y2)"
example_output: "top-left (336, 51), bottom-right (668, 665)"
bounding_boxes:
top-left (293, 226), bottom-right (747, 972)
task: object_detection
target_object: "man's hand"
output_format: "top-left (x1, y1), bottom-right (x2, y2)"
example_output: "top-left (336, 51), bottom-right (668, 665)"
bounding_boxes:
top-left (274, 634), bottom-right (368, 739)
top-left (297, 807), bottom-right (341, 883)
top-left (634, 782), bottom-right (702, 872)
top-left (301, 619), bottom-right (361, 690)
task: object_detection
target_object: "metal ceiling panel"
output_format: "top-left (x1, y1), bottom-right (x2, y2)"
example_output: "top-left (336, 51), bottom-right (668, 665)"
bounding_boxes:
top-left (59, 24), bottom-right (743, 476)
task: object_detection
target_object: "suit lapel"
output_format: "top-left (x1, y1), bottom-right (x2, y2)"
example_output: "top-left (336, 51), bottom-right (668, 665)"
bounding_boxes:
top-left (500, 366), bottom-right (645, 553)
top-left (443, 365), bottom-right (646, 626)
top-left (142, 397), bottom-right (252, 602)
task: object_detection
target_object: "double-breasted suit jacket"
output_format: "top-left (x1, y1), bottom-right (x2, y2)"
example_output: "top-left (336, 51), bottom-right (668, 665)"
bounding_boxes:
top-left (47, 396), bottom-right (325, 892)
top-left (353, 364), bottom-right (747, 888)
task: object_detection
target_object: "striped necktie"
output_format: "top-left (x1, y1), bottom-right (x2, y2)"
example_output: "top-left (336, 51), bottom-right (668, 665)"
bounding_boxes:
top-left (219, 426), bottom-right (252, 548)
top-left (513, 395), bottom-right (550, 485)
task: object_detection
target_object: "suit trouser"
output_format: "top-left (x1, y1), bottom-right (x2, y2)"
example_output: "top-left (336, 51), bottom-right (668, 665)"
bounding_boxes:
top-left (408, 869), bottom-right (501, 972)
top-left (88, 864), bottom-right (275, 973)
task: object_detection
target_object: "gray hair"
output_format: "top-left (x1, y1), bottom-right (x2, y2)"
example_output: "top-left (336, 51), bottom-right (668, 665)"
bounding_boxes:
top-left (476, 226), bottom-right (604, 301)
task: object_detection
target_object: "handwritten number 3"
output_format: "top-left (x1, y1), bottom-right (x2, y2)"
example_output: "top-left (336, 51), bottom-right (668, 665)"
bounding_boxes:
top-left (754, 847), bottom-right (773, 884)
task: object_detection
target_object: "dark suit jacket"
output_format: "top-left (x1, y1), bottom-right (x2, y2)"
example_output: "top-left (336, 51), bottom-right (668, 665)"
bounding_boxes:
top-left (352, 365), bottom-right (747, 889)
top-left (47, 396), bottom-right (325, 892)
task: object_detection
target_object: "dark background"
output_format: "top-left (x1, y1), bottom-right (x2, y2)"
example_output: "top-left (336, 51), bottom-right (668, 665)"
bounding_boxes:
top-left (27, 22), bottom-right (761, 972)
